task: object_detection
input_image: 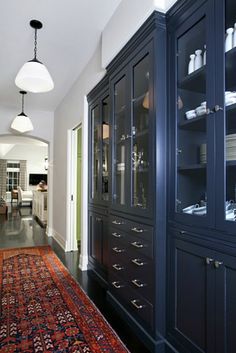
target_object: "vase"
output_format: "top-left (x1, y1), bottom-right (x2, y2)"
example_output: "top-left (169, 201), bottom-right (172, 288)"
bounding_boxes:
top-left (225, 27), bottom-right (233, 52)
top-left (188, 54), bottom-right (195, 75)
top-left (195, 49), bottom-right (203, 70)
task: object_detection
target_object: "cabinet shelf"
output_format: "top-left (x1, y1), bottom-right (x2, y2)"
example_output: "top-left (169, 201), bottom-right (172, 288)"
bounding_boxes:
top-left (179, 115), bottom-right (206, 131)
top-left (178, 164), bottom-right (206, 171)
top-left (179, 66), bottom-right (206, 93)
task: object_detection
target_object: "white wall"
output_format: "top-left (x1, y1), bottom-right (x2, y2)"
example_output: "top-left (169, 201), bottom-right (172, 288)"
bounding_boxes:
top-left (2, 144), bottom-right (48, 189)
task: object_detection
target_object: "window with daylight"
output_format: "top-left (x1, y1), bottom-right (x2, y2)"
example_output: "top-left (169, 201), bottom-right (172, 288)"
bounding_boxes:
top-left (6, 161), bottom-right (20, 191)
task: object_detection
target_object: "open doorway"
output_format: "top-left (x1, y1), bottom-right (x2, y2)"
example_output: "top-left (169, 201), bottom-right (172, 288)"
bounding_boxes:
top-left (0, 135), bottom-right (49, 231)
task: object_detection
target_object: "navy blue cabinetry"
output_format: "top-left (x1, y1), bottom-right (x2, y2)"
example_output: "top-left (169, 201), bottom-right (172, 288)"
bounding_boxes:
top-left (88, 11), bottom-right (168, 353)
top-left (167, 0), bottom-right (236, 352)
top-left (167, 228), bottom-right (236, 353)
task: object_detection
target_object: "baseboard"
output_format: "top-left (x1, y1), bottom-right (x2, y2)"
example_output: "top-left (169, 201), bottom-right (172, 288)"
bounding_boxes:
top-left (79, 254), bottom-right (88, 271)
top-left (46, 226), bottom-right (53, 237)
top-left (51, 230), bottom-right (66, 251)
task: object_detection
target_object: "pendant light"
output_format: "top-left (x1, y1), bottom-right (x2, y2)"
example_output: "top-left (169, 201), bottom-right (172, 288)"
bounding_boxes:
top-left (11, 91), bottom-right (33, 133)
top-left (15, 20), bottom-right (54, 93)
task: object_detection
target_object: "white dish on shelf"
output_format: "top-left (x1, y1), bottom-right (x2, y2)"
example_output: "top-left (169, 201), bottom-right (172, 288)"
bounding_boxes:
top-left (195, 105), bottom-right (206, 116)
top-left (225, 98), bottom-right (236, 106)
top-left (201, 101), bottom-right (207, 107)
top-left (185, 110), bottom-right (197, 120)
top-left (182, 204), bottom-right (199, 214)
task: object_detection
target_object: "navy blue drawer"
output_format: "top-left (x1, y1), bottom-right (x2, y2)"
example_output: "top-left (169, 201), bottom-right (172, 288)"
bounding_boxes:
top-left (126, 233), bottom-right (153, 259)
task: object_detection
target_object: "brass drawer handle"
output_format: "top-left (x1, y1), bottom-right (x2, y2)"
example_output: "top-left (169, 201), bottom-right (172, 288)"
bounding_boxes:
top-left (131, 227), bottom-right (144, 233)
top-left (131, 258), bottom-right (145, 267)
top-left (132, 279), bottom-right (146, 288)
top-left (112, 232), bottom-right (122, 238)
top-left (131, 299), bottom-right (145, 310)
top-left (112, 247), bottom-right (125, 253)
top-left (112, 264), bottom-right (124, 271)
top-left (131, 241), bottom-right (144, 248)
top-left (112, 281), bottom-right (123, 289)
top-left (112, 220), bottom-right (124, 225)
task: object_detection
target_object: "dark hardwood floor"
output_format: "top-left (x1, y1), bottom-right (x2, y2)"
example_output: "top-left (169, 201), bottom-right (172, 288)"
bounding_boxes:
top-left (0, 204), bottom-right (151, 353)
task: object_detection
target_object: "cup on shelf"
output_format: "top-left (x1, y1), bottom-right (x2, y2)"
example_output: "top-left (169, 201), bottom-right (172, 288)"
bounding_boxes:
top-left (195, 105), bottom-right (206, 116)
top-left (185, 109), bottom-right (197, 120)
top-left (225, 27), bottom-right (233, 52)
top-left (195, 49), bottom-right (203, 70)
top-left (188, 54), bottom-right (195, 74)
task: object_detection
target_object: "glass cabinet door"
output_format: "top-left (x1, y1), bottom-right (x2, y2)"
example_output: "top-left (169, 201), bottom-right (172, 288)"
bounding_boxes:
top-left (176, 17), bottom-right (208, 218)
top-left (224, 0), bottom-right (236, 222)
top-left (101, 95), bottom-right (110, 201)
top-left (131, 54), bottom-right (150, 210)
top-left (113, 75), bottom-right (127, 206)
top-left (91, 105), bottom-right (100, 201)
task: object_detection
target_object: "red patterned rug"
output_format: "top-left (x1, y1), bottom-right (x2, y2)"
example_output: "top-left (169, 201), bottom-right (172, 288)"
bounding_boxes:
top-left (0, 246), bottom-right (129, 352)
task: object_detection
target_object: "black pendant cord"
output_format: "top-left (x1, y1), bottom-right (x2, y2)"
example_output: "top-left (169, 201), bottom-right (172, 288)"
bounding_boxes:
top-left (19, 91), bottom-right (27, 115)
top-left (22, 93), bottom-right (24, 114)
top-left (34, 28), bottom-right (37, 60)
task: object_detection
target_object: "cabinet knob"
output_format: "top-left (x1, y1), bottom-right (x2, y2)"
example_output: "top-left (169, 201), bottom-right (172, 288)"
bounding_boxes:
top-left (214, 260), bottom-right (223, 269)
top-left (131, 279), bottom-right (146, 288)
top-left (205, 257), bottom-right (214, 265)
top-left (131, 227), bottom-right (144, 233)
top-left (112, 264), bottom-right (124, 271)
top-left (131, 258), bottom-right (145, 267)
top-left (131, 299), bottom-right (145, 310)
top-left (131, 241), bottom-right (144, 248)
top-left (213, 105), bottom-right (223, 112)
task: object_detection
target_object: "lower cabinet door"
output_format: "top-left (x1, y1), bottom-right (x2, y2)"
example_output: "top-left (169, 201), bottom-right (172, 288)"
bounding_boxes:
top-left (168, 237), bottom-right (215, 353)
top-left (215, 250), bottom-right (236, 353)
top-left (89, 212), bottom-right (103, 265)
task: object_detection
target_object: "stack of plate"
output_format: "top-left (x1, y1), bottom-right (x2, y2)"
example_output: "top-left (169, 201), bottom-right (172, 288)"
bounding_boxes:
top-left (200, 135), bottom-right (236, 163)
top-left (200, 143), bottom-right (207, 164)
top-left (226, 134), bottom-right (236, 160)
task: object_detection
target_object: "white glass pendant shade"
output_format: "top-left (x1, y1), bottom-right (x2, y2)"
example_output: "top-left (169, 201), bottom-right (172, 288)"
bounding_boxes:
top-left (11, 113), bottom-right (33, 133)
top-left (15, 60), bottom-right (54, 93)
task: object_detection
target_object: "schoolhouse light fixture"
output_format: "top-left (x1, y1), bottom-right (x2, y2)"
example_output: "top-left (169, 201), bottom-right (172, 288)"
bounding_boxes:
top-left (11, 91), bottom-right (33, 133)
top-left (15, 20), bottom-right (54, 93)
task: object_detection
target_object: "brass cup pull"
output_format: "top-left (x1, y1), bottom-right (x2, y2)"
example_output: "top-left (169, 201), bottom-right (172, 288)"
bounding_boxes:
top-left (112, 264), bottom-right (124, 271)
top-left (131, 258), bottom-right (145, 267)
top-left (112, 281), bottom-right (123, 289)
top-left (132, 279), bottom-right (145, 288)
top-left (131, 227), bottom-right (144, 233)
top-left (131, 241), bottom-right (144, 248)
top-left (112, 232), bottom-right (122, 238)
top-left (112, 247), bottom-right (124, 253)
top-left (131, 299), bottom-right (145, 310)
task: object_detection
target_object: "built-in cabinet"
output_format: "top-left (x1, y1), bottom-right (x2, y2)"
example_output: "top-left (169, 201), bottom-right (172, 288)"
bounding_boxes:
top-left (167, 0), bottom-right (236, 352)
top-left (88, 11), bottom-right (167, 352)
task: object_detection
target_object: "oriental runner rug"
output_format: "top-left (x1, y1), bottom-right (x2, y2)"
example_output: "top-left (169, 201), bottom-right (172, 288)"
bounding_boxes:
top-left (0, 246), bottom-right (129, 353)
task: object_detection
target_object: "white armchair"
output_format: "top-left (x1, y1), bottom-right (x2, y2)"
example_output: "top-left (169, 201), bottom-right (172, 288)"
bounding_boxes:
top-left (17, 186), bottom-right (33, 206)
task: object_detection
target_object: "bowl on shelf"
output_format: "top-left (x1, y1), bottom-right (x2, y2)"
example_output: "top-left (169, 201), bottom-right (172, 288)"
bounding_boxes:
top-left (195, 105), bottom-right (207, 116)
top-left (185, 110), bottom-right (197, 120)
top-left (201, 101), bottom-right (207, 107)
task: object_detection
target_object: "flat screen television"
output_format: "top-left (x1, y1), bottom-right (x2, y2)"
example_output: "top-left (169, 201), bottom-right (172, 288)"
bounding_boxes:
top-left (29, 173), bottom-right (47, 185)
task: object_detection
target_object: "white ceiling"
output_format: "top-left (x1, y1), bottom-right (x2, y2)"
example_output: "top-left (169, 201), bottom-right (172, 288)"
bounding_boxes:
top-left (0, 0), bottom-right (121, 112)
top-left (0, 136), bottom-right (47, 146)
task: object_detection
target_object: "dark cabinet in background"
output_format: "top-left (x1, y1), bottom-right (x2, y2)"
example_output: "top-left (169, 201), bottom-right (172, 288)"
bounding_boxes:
top-left (167, 0), bottom-right (236, 352)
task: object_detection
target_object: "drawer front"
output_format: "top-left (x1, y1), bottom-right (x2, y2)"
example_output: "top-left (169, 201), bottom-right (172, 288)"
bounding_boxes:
top-left (110, 215), bottom-right (128, 231)
top-left (109, 273), bottom-right (153, 329)
top-left (110, 216), bottom-right (153, 242)
top-left (110, 227), bottom-right (127, 242)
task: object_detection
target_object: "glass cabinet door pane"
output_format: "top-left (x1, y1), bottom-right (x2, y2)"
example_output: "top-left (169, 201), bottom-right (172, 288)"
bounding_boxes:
top-left (114, 76), bottom-right (127, 205)
top-left (225, 0), bottom-right (236, 221)
top-left (102, 96), bottom-right (109, 201)
top-left (131, 54), bottom-right (150, 209)
top-left (176, 18), bottom-right (207, 216)
top-left (91, 105), bottom-right (100, 200)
